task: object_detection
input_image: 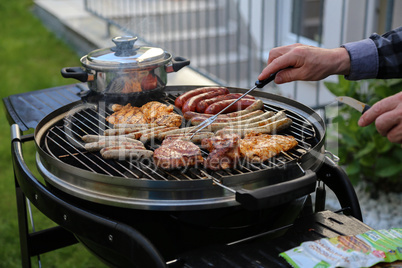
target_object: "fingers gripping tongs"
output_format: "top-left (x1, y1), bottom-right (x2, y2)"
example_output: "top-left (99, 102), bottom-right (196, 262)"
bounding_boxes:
top-left (190, 71), bottom-right (279, 138)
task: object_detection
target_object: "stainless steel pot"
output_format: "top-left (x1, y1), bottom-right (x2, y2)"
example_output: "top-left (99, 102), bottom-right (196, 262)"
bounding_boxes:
top-left (61, 36), bottom-right (190, 94)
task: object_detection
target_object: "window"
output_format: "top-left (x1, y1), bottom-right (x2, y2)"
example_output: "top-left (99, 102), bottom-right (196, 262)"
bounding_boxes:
top-left (291, 0), bottom-right (323, 42)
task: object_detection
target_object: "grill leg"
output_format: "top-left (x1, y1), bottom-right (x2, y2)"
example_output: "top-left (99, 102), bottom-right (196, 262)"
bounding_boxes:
top-left (15, 175), bottom-right (32, 268)
top-left (12, 131), bottom-right (79, 267)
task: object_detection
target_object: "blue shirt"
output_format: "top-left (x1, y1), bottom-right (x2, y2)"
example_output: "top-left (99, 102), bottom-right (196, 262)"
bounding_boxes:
top-left (342, 26), bottom-right (402, 80)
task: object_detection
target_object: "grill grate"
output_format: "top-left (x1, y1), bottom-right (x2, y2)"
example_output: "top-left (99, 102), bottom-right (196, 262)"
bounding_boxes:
top-left (42, 93), bottom-right (317, 182)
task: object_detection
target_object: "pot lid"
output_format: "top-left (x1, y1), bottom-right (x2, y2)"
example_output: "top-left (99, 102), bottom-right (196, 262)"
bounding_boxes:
top-left (81, 36), bottom-right (171, 70)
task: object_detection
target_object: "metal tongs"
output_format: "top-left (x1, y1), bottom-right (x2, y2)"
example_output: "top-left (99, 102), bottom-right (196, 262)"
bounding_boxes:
top-left (190, 71), bottom-right (279, 138)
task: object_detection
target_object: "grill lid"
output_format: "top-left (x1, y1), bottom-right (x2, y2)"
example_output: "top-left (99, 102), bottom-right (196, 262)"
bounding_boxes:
top-left (81, 36), bottom-right (170, 71)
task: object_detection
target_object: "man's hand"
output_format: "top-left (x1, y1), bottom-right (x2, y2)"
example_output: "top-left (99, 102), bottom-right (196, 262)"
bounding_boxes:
top-left (358, 91), bottom-right (402, 144)
top-left (258, 44), bottom-right (351, 84)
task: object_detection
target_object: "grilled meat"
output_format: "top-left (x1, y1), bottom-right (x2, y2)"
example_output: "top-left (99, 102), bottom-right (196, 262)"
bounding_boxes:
top-left (201, 134), bottom-right (241, 170)
top-left (162, 132), bottom-right (215, 144)
top-left (106, 101), bottom-right (182, 127)
top-left (140, 101), bottom-right (174, 122)
top-left (153, 139), bottom-right (203, 169)
top-left (239, 132), bottom-right (298, 162)
top-left (154, 113), bottom-right (182, 128)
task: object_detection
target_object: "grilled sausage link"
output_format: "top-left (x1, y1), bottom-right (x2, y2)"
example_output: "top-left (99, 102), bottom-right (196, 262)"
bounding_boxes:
top-left (193, 111), bottom-right (276, 132)
top-left (190, 110), bottom-right (266, 125)
top-left (174, 87), bottom-right (228, 109)
top-left (100, 145), bottom-right (147, 154)
top-left (163, 132), bottom-right (215, 143)
top-left (104, 126), bottom-right (160, 136)
top-left (126, 126), bottom-right (175, 140)
top-left (183, 111), bottom-right (220, 120)
top-left (101, 149), bottom-right (154, 160)
top-left (214, 111), bottom-right (286, 132)
top-left (196, 93), bottom-right (255, 113)
top-left (183, 99), bottom-right (264, 120)
top-left (84, 141), bottom-right (145, 152)
top-left (113, 123), bottom-right (158, 129)
top-left (81, 135), bottom-right (142, 144)
top-left (216, 118), bottom-right (293, 137)
top-left (204, 99), bottom-right (256, 114)
top-left (225, 99), bottom-right (264, 118)
top-left (156, 126), bottom-right (210, 140)
top-left (139, 127), bottom-right (181, 143)
top-left (181, 88), bottom-right (229, 113)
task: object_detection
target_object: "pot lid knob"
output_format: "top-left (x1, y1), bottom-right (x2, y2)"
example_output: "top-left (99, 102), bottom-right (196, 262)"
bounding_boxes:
top-left (112, 36), bottom-right (138, 56)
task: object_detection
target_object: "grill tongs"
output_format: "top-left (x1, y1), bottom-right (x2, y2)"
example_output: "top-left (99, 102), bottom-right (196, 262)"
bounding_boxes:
top-left (190, 71), bottom-right (279, 138)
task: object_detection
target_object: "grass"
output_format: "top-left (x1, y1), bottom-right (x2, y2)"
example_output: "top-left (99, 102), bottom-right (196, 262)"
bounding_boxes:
top-left (0, 1), bottom-right (107, 267)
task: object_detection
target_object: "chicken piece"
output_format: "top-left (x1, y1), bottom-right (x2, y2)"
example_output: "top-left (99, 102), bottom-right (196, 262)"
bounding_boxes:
top-left (140, 101), bottom-right (174, 123)
top-left (106, 104), bottom-right (128, 124)
top-left (154, 113), bottom-right (183, 128)
top-left (153, 139), bottom-right (203, 169)
top-left (106, 101), bottom-right (177, 126)
top-left (126, 111), bottom-right (148, 124)
top-left (202, 134), bottom-right (241, 170)
top-left (239, 132), bottom-right (298, 162)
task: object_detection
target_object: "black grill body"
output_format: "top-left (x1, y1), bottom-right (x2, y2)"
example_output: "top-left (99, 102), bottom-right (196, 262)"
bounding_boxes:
top-left (5, 84), bottom-right (364, 267)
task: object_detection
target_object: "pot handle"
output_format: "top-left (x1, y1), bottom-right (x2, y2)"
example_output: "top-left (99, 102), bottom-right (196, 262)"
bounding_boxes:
top-left (235, 170), bottom-right (317, 210)
top-left (61, 67), bottom-right (88, 82)
top-left (166, 56), bottom-right (190, 73)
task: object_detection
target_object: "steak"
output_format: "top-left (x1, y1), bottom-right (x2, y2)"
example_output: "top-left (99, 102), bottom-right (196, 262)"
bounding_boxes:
top-left (201, 134), bottom-right (241, 170)
top-left (153, 139), bottom-right (203, 169)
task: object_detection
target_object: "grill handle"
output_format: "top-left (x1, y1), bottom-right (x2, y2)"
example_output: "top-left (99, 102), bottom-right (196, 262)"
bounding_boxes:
top-left (235, 170), bottom-right (317, 210)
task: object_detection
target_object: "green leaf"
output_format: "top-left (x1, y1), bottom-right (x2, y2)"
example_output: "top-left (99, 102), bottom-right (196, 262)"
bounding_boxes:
top-left (375, 158), bottom-right (402, 177)
top-left (359, 155), bottom-right (376, 167)
top-left (374, 136), bottom-right (393, 153)
top-left (324, 81), bottom-right (345, 96)
top-left (346, 161), bottom-right (360, 175)
top-left (355, 142), bottom-right (375, 158)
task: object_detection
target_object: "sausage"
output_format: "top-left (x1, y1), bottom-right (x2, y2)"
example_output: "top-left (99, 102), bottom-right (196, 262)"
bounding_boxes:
top-left (101, 149), bottom-right (154, 160)
top-left (181, 88), bottom-right (229, 113)
top-left (113, 123), bottom-right (158, 129)
top-left (100, 145), bottom-right (147, 154)
top-left (216, 118), bottom-right (293, 138)
top-left (224, 99), bottom-right (264, 118)
top-left (174, 87), bottom-right (228, 109)
top-left (191, 110), bottom-right (265, 125)
top-left (126, 126), bottom-right (172, 140)
top-left (204, 99), bottom-right (256, 114)
top-left (81, 135), bottom-right (142, 144)
top-left (214, 111), bottom-right (286, 132)
top-left (84, 141), bottom-right (145, 152)
top-left (193, 111), bottom-right (276, 132)
top-left (104, 126), bottom-right (157, 136)
top-left (183, 111), bottom-right (217, 120)
top-left (157, 126), bottom-right (210, 140)
top-left (196, 93), bottom-right (255, 113)
top-left (183, 99), bottom-right (263, 120)
top-left (139, 127), bottom-right (181, 143)
top-left (163, 132), bottom-right (215, 143)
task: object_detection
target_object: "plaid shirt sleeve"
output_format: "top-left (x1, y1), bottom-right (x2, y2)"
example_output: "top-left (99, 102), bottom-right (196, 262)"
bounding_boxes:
top-left (342, 26), bottom-right (402, 80)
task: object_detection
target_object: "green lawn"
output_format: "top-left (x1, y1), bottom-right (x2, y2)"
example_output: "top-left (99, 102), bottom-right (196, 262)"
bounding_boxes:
top-left (0, 1), bottom-right (107, 267)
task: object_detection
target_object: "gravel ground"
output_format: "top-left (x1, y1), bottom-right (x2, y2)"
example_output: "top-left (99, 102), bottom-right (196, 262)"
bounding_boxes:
top-left (324, 182), bottom-right (402, 230)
